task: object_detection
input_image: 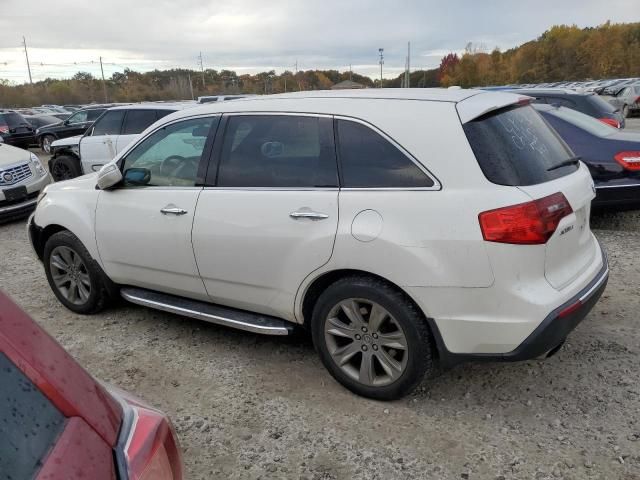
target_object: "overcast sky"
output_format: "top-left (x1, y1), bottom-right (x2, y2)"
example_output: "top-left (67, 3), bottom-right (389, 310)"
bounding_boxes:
top-left (0, 0), bottom-right (638, 84)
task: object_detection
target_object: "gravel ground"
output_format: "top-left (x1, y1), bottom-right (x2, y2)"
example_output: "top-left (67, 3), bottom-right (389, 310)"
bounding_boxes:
top-left (2, 128), bottom-right (640, 479)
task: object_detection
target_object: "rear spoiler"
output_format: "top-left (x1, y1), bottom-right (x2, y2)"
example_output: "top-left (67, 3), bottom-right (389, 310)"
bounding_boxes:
top-left (456, 91), bottom-right (532, 123)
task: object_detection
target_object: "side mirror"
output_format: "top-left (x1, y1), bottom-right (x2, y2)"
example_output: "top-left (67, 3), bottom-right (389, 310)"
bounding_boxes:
top-left (123, 167), bottom-right (151, 186)
top-left (96, 163), bottom-right (123, 190)
top-left (63, 119), bottom-right (70, 125)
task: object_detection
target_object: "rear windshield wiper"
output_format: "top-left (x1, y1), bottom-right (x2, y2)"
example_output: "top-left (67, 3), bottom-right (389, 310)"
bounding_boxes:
top-left (547, 156), bottom-right (581, 172)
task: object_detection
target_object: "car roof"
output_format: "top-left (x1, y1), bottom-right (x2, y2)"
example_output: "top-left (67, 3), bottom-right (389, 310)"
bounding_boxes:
top-left (157, 88), bottom-right (526, 126)
top-left (108, 101), bottom-right (197, 111)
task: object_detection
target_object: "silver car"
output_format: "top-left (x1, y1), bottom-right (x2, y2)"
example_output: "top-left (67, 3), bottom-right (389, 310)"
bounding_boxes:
top-left (0, 143), bottom-right (51, 222)
top-left (602, 83), bottom-right (640, 118)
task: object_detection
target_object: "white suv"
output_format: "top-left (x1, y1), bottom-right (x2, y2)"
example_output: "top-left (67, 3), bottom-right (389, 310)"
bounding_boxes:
top-left (28, 89), bottom-right (608, 400)
top-left (48, 103), bottom-right (196, 181)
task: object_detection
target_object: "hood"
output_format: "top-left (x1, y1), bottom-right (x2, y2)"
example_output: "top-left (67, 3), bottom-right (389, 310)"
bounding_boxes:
top-left (51, 135), bottom-right (82, 148)
top-left (38, 121), bottom-right (64, 131)
top-left (0, 143), bottom-right (31, 167)
top-left (44, 171), bottom-right (99, 193)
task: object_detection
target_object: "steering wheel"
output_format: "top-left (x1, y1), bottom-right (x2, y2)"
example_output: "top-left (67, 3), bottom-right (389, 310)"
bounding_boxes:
top-left (159, 155), bottom-right (186, 176)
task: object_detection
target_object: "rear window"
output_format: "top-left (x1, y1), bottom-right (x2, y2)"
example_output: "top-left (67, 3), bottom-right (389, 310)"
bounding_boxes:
top-left (588, 94), bottom-right (618, 114)
top-left (463, 105), bottom-right (577, 186)
top-left (0, 113), bottom-right (28, 128)
top-left (0, 353), bottom-right (66, 479)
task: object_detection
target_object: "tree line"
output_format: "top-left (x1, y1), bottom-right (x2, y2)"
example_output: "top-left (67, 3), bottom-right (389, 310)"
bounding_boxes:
top-left (1, 22), bottom-right (638, 107)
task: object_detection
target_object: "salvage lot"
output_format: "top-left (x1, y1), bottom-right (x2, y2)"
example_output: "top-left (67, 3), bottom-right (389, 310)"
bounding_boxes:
top-left (1, 120), bottom-right (639, 480)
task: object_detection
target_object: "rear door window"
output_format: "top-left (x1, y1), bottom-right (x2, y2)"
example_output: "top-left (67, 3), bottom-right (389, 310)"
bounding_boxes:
top-left (91, 110), bottom-right (125, 136)
top-left (0, 353), bottom-right (66, 479)
top-left (463, 105), bottom-right (577, 186)
top-left (86, 109), bottom-right (105, 121)
top-left (216, 115), bottom-right (338, 188)
top-left (336, 119), bottom-right (434, 188)
top-left (122, 110), bottom-right (159, 135)
top-left (0, 113), bottom-right (28, 129)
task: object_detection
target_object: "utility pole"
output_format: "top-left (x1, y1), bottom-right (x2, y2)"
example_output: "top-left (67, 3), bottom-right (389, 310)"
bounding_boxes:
top-left (22, 36), bottom-right (33, 84)
top-left (349, 64), bottom-right (352, 82)
top-left (407, 41), bottom-right (411, 88)
top-left (198, 52), bottom-right (206, 88)
top-left (188, 73), bottom-right (194, 100)
top-left (99, 56), bottom-right (108, 102)
top-left (378, 48), bottom-right (384, 88)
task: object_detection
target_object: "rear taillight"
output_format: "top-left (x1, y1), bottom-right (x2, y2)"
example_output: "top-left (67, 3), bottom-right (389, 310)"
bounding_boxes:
top-left (635, 96), bottom-right (640, 104)
top-left (614, 151), bottom-right (640, 171)
top-left (479, 192), bottom-right (573, 245)
top-left (598, 118), bottom-right (620, 129)
top-left (111, 388), bottom-right (183, 480)
top-left (0, 125), bottom-right (8, 134)
top-left (125, 406), bottom-right (182, 480)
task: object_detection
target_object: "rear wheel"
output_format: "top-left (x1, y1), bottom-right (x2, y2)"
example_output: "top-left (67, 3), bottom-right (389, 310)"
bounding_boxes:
top-left (41, 135), bottom-right (55, 154)
top-left (44, 230), bottom-right (113, 314)
top-left (50, 155), bottom-right (82, 181)
top-left (311, 276), bottom-right (435, 400)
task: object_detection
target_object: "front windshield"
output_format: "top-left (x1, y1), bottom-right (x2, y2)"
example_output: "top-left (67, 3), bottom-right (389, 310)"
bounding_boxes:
top-left (547, 106), bottom-right (617, 137)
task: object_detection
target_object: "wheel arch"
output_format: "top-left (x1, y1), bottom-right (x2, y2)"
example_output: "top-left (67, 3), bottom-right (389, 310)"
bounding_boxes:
top-left (298, 268), bottom-right (445, 360)
top-left (31, 223), bottom-right (67, 260)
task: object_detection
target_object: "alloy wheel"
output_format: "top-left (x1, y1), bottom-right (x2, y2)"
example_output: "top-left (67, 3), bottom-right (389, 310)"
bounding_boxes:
top-left (51, 161), bottom-right (72, 181)
top-left (42, 136), bottom-right (52, 154)
top-left (49, 246), bottom-right (91, 305)
top-left (324, 298), bottom-right (408, 387)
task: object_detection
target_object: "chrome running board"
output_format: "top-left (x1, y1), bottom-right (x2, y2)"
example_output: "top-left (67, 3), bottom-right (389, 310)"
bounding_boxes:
top-left (120, 287), bottom-right (292, 336)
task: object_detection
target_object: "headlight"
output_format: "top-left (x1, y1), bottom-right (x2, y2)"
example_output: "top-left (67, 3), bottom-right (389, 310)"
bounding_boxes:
top-left (29, 152), bottom-right (47, 177)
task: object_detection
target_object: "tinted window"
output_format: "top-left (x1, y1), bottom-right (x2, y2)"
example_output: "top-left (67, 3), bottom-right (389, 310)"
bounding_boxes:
top-left (217, 115), bottom-right (337, 188)
top-left (122, 117), bottom-right (213, 187)
top-left (122, 110), bottom-right (160, 135)
top-left (0, 353), bottom-right (66, 480)
top-left (0, 113), bottom-right (28, 128)
top-left (67, 110), bottom-right (88, 124)
top-left (156, 110), bottom-right (173, 121)
top-left (545, 106), bottom-right (616, 138)
top-left (588, 94), bottom-right (618, 114)
top-left (463, 105), bottom-right (577, 186)
top-left (336, 120), bottom-right (433, 188)
top-left (91, 110), bottom-right (125, 136)
top-left (547, 97), bottom-right (576, 108)
top-left (86, 109), bottom-right (105, 121)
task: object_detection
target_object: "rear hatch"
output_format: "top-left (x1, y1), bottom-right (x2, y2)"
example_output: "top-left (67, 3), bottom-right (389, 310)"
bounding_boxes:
top-left (0, 112), bottom-right (34, 138)
top-left (459, 98), bottom-right (598, 290)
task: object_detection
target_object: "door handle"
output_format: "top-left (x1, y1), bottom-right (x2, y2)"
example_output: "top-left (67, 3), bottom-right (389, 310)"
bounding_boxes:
top-left (161, 207), bottom-right (188, 216)
top-left (289, 210), bottom-right (329, 220)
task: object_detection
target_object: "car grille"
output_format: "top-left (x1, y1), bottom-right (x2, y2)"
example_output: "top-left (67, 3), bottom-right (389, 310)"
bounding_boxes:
top-left (0, 163), bottom-right (33, 186)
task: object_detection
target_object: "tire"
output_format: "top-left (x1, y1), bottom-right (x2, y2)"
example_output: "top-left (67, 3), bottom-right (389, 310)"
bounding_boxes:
top-left (622, 104), bottom-right (630, 118)
top-left (50, 154), bottom-right (82, 181)
top-left (311, 275), bottom-right (435, 400)
top-left (41, 135), bottom-right (55, 154)
top-left (43, 230), bottom-right (113, 314)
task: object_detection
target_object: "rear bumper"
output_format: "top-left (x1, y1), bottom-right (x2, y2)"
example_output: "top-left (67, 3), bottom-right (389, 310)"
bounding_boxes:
top-left (593, 183), bottom-right (640, 208)
top-left (435, 250), bottom-right (608, 367)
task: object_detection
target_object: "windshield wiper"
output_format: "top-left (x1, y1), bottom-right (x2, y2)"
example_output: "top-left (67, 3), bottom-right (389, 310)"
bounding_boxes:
top-left (547, 156), bottom-right (581, 171)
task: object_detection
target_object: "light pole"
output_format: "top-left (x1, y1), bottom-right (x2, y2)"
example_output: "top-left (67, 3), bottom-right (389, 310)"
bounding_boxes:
top-left (378, 48), bottom-right (384, 88)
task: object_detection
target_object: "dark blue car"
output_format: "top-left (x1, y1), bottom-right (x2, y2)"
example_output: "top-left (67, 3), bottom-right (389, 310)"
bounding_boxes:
top-left (534, 103), bottom-right (640, 209)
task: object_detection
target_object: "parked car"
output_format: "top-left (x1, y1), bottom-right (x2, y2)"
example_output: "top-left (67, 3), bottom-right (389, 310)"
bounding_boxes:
top-left (508, 88), bottom-right (626, 128)
top-left (24, 114), bottom-right (64, 130)
top-left (29, 89), bottom-right (609, 400)
top-left (36, 106), bottom-right (110, 154)
top-left (534, 103), bottom-right (640, 209)
top-left (0, 110), bottom-right (36, 148)
top-left (0, 142), bottom-right (51, 222)
top-left (601, 84), bottom-right (640, 118)
top-left (48, 104), bottom-right (190, 181)
top-left (197, 94), bottom-right (253, 104)
top-left (0, 291), bottom-right (183, 479)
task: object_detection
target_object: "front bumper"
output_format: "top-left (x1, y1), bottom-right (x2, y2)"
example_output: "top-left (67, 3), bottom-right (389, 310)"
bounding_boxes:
top-left (437, 251), bottom-right (609, 367)
top-left (0, 174), bottom-right (51, 222)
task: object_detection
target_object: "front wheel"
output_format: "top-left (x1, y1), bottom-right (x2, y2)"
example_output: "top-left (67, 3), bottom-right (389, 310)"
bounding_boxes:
top-left (44, 230), bottom-right (113, 314)
top-left (311, 276), bottom-right (435, 400)
top-left (50, 155), bottom-right (82, 181)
